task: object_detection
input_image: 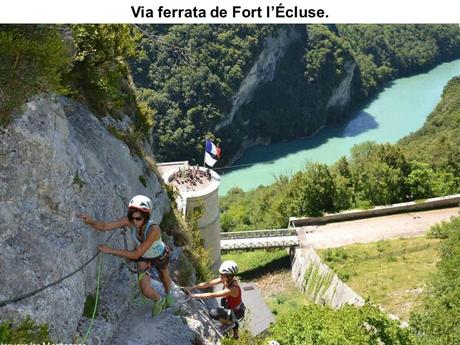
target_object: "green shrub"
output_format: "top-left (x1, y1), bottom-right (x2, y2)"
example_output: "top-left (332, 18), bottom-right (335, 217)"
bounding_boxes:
top-left (324, 247), bottom-right (349, 264)
top-left (427, 217), bottom-right (460, 239)
top-left (221, 330), bottom-right (265, 345)
top-left (0, 317), bottom-right (51, 343)
top-left (160, 207), bottom-right (212, 282)
top-left (271, 303), bottom-right (415, 345)
top-left (83, 294), bottom-right (99, 318)
top-left (0, 25), bottom-right (71, 125)
top-left (70, 25), bottom-right (142, 116)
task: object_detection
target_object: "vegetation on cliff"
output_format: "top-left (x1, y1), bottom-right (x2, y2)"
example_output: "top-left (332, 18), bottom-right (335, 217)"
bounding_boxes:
top-left (0, 24), bottom-right (154, 140)
top-left (0, 317), bottom-right (51, 344)
top-left (0, 25), bottom-right (70, 125)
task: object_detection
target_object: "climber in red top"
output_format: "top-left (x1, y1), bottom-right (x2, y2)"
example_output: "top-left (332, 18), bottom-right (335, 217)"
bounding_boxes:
top-left (186, 260), bottom-right (245, 339)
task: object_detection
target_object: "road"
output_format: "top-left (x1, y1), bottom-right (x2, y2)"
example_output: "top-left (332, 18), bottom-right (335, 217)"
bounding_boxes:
top-left (297, 207), bottom-right (460, 249)
top-left (221, 207), bottom-right (460, 250)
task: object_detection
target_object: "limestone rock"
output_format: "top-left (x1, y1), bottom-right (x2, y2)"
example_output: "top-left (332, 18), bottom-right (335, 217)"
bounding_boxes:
top-left (0, 95), bottom-right (170, 342)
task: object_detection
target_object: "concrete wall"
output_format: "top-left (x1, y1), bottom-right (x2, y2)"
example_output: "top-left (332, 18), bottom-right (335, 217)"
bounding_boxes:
top-left (291, 247), bottom-right (364, 308)
top-left (291, 194), bottom-right (460, 227)
top-left (185, 185), bottom-right (222, 270)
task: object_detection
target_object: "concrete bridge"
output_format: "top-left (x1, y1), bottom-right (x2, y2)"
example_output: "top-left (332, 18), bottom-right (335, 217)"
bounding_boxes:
top-left (220, 228), bottom-right (299, 250)
top-left (220, 194), bottom-right (460, 251)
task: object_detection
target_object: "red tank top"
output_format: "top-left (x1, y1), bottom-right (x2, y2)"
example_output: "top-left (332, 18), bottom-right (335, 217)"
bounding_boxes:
top-left (224, 281), bottom-right (242, 309)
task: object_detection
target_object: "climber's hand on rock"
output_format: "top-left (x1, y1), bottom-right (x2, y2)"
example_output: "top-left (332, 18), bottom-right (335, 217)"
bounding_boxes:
top-left (98, 245), bottom-right (112, 254)
top-left (181, 286), bottom-right (193, 294)
top-left (77, 213), bottom-right (92, 224)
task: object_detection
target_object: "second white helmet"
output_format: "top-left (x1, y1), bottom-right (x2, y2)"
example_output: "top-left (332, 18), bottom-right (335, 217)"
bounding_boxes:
top-left (128, 195), bottom-right (152, 213)
top-left (219, 260), bottom-right (238, 275)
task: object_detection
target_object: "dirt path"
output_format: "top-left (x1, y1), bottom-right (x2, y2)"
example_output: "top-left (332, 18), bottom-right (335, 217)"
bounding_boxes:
top-left (299, 207), bottom-right (459, 249)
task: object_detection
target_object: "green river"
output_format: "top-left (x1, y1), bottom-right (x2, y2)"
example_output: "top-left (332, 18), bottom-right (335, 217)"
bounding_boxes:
top-left (219, 59), bottom-right (460, 195)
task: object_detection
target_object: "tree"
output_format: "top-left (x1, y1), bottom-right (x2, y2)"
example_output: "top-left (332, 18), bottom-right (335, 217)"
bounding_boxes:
top-left (350, 142), bottom-right (410, 205)
top-left (406, 161), bottom-right (434, 199)
top-left (279, 163), bottom-right (336, 218)
top-left (71, 24), bottom-right (142, 114)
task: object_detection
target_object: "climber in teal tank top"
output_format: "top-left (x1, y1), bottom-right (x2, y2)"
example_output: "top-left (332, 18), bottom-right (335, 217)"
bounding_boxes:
top-left (78, 195), bottom-right (175, 317)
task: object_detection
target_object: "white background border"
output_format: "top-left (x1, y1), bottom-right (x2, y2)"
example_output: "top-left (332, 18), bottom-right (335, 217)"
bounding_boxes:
top-left (1, 0), bottom-right (459, 24)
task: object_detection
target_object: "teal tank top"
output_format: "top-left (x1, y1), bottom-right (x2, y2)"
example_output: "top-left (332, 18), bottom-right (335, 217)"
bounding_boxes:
top-left (131, 219), bottom-right (165, 258)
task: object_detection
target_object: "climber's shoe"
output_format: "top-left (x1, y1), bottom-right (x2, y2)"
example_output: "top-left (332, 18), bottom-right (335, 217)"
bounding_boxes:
top-left (152, 297), bottom-right (166, 317)
top-left (165, 292), bottom-right (176, 307)
top-left (219, 322), bottom-right (236, 334)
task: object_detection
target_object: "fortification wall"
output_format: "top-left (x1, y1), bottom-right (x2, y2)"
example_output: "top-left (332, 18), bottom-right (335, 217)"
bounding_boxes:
top-left (291, 247), bottom-right (364, 308)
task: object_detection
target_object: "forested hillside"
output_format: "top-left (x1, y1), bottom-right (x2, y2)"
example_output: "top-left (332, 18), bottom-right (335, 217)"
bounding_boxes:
top-left (130, 24), bottom-right (274, 161)
top-left (399, 76), bottom-right (460, 177)
top-left (132, 24), bottom-right (460, 163)
top-left (220, 75), bottom-right (460, 231)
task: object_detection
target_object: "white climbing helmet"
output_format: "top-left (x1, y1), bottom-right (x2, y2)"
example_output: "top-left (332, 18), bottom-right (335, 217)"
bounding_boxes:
top-left (267, 341), bottom-right (280, 345)
top-left (128, 195), bottom-right (152, 213)
top-left (219, 260), bottom-right (238, 276)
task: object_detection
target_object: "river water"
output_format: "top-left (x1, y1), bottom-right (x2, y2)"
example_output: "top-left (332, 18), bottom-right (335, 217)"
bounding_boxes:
top-left (219, 59), bottom-right (460, 195)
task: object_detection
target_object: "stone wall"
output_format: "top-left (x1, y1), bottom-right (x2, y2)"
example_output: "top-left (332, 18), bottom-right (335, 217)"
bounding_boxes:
top-left (291, 247), bottom-right (364, 308)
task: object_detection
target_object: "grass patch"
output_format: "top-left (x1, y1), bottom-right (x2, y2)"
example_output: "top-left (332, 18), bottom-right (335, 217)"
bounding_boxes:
top-left (83, 294), bottom-right (99, 318)
top-left (267, 282), bottom-right (311, 319)
top-left (317, 236), bottom-right (440, 320)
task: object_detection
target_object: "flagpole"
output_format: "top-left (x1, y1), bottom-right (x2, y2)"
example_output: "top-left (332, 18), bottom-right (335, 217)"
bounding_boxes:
top-left (203, 136), bottom-right (207, 168)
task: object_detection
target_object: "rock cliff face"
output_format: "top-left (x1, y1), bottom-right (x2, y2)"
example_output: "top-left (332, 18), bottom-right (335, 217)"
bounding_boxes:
top-left (215, 26), bottom-right (301, 133)
top-left (216, 26), bottom-right (359, 162)
top-left (326, 61), bottom-right (357, 118)
top-left (0, 96), bottom-right (219, 344)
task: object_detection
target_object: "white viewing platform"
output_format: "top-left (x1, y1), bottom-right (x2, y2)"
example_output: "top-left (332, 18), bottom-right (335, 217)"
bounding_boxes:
top-left (157, 161), bottom-right (222, 269)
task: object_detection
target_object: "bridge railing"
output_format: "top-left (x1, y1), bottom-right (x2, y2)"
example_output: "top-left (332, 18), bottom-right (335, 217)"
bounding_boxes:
top-left (221, 238), bottom-right (299, 251)
top-left (220, 228), bottom-right (297, 240)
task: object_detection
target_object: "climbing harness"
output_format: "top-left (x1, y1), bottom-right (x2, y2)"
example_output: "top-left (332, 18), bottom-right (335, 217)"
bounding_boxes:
top-left (120, 226), bottom-right (149, 275)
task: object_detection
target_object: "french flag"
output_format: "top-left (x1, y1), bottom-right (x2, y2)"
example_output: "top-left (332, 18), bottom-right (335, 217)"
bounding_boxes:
top-left (204, 139), bottom-right (221, 167)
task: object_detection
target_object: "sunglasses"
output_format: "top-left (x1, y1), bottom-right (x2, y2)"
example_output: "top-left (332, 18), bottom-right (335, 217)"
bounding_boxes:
top-left (133, 216), bottom-right (144, 221)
